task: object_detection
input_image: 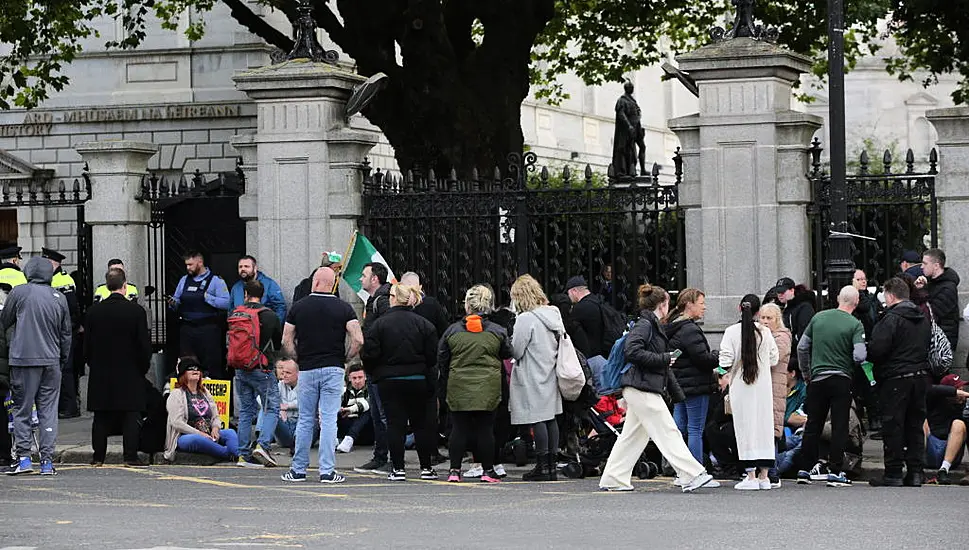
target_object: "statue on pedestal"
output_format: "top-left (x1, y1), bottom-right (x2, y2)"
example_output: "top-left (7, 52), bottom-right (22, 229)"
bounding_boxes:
top-left (612, 81), bottom-right (646, 178)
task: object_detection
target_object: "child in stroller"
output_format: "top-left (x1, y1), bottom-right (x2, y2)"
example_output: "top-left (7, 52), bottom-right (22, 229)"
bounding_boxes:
top-left (559, 401), bottom-right (661, 480)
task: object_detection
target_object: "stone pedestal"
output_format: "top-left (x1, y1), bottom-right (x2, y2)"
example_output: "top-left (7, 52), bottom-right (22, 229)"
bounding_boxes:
top-left (926, 107), bottom-right (969, 370)
top-left (233, 60), bottom-right (381, 298)
top-left (668, 38), bottom-right (822, 332)
top-left (75, 141), bottom-right (157, 296)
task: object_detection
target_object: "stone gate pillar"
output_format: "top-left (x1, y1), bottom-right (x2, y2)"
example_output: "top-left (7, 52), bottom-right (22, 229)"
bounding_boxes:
top-left (75, 140), bottom-right (157, 297)
top-left (926, 107), bottom-right (969, 370)
top-left (668, 38), bottom-right (822, 333)
top-left (233, 60), bottom-right (381, 298)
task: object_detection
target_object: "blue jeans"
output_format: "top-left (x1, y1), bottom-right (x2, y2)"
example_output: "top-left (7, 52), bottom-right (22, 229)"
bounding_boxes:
top-left (275, 416), bottom-right (319, 450)
top-left (292, 367), bottom-right (344, 475)
top-left (673, 394), bottom-right (709, 464)
top-left (235, 369), bottom-right (280, 458)
top-left (775, 433), bottom-right (802, 475)
top-left (177, 429), bottom-right (240, 459)
top-left (368, 380), bottom-right (388, 462)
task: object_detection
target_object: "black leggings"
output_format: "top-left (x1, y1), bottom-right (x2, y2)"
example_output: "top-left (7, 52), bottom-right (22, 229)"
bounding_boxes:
top-left (450, 410), bottom-right (497, 471)
top-left (531, 419), bottom-right (559, 455)
top-left (380, 379), bottom-right (437, 471)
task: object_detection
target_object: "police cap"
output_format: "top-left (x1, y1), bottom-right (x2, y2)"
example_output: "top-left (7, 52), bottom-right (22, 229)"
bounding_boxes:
top-left (0, 244), bottom-right (22, 260)
top-left (41, 247), bottom-right (66, 263)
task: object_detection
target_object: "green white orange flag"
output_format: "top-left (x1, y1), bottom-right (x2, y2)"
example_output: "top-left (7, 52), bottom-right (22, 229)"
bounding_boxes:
top-left (342, 231), bottom-right (396, 301)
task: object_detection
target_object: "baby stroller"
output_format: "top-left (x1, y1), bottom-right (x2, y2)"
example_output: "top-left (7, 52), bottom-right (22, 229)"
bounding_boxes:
top-left (559, 405), bottom-right (660, 479)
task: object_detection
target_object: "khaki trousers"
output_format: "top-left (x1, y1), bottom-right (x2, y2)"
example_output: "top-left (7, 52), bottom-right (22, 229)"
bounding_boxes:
top-left (599, 387), bottom-right (705, 490)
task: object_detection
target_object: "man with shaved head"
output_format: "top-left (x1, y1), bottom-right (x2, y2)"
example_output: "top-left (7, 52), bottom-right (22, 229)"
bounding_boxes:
top-left (280, 267), bottom-right (363, 484)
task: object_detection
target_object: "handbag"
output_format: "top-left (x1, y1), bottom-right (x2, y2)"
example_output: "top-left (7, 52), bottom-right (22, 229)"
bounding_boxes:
top-left (927, 304), bottom-right (953, 377)
top-left (555, 332), bottom-right (587, 401)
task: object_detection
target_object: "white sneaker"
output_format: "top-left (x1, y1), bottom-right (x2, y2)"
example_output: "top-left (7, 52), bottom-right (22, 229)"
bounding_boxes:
top-left (734, 478), bottom-right (761, 491)
top-left (493, 464), bottom-right (507, 478)
top-left (673, 476), bottom-right (688, 487)
top-left (336, 436), bottom-right (354, 454)
top-left (682, 472), bottom-right (717, 493)
top-left (759, 479), bottom-right (772, 490)
top-left (463, 463), bottom-right (483, 478)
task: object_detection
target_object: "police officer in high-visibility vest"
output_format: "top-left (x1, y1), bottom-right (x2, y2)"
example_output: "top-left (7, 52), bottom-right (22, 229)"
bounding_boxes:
top-left (93, 258), bottom-right (139, 303)
top-left (41, 248), bottom-right (83, 419)
top-left (0, 244), bottom-right (27, 295)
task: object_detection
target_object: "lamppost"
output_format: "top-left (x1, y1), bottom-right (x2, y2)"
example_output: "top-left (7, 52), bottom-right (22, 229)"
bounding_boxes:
top-left (825, 0), bottom-right (854, 304)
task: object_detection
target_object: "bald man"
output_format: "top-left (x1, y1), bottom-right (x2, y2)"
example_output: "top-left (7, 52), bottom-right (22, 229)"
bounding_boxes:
top-left (280, 267), bottom-right (363, 484)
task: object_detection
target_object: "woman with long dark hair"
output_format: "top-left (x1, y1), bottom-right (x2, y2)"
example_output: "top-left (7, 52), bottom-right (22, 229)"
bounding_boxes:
top-left (718, 294), bottom-right (779, 490)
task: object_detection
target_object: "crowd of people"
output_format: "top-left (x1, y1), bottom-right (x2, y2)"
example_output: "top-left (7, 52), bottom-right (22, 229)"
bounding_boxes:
top-left (2, 242), bottom-right (968, 494)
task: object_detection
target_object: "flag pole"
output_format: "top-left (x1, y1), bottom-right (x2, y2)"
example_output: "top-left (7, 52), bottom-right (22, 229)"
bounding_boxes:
top-left (333, 229), bottom-right (358, 293)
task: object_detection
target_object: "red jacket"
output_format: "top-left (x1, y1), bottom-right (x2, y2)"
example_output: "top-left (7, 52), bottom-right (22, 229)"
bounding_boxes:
top-left (594, 396), bottom-right (625, 426)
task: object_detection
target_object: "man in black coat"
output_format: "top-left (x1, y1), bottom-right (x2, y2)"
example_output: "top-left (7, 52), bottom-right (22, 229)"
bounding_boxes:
top-left (565, 276), bottom-right (607, 359)
top-left (867, 277), bottom-right (932, 487)
top-left (85, 268), bottom-right (151, 467)
top-left (916, 248), bottom-right (961, 351)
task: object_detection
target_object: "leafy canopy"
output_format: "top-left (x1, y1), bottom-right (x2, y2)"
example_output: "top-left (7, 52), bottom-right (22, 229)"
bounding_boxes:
top-left (1, 0), bottom-right (965, 110)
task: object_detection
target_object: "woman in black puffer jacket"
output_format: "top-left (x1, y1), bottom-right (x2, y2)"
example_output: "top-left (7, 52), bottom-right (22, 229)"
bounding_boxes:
top-left (663, 288), bottom-right (719, 465)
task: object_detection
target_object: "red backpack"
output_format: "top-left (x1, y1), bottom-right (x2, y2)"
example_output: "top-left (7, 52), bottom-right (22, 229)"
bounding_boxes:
top-left (227, 305), bottom-right (270, 370)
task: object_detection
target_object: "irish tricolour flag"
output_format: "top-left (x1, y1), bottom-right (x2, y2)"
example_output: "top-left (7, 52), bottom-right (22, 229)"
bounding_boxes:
top-left (343, 231), bottom-right (396, 301)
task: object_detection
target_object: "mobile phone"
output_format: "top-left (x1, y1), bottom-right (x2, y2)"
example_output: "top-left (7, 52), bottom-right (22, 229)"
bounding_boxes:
top-left (670, 349), bottom-right (683, 359)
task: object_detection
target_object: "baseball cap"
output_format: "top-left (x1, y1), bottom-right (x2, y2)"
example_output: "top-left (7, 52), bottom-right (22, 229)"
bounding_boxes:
top-left (175, 356), bottom-right (202, 378)
top-left (565, 276), bottom-right (588, 291)
top-left (901, 250), bottom-right (921, 263)
top-left (774, 277), bottom-right (796, 294)
top-left (940, 374), bottom-right (967, 390)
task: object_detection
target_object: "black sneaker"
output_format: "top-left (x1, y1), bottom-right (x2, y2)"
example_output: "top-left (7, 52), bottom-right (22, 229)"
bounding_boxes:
top-left (319, 472), bottom-right (346, 484)
top-left (904, 471), bottom-right (924, 487)
top-left (353, 459), bottom-right (387, 474)
top-left (420, 468), bottom-right (438, 480)
top-left (937, 468), bottom-right (952, 485)
top-left (281, 470), bottom-right (307, 482)
top-left (388, 469), bottom-right (406, 481)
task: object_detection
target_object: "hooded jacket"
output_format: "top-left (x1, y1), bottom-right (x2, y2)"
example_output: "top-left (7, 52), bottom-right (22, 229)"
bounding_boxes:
top-left (867, 300), bottom-right (931, 381)
top-left (0, 257), bottom-right (72, 368)
top-left (510, 305), bottom-right (565, 424)
top-left (439, 315), bottom-right (513, 411)
top-left (783, 290), bottom-right (816, 341)
top-left (621, 310), bottom-right (685, 402)
top-left (663, 316), bottom-right (718, 396)
top-left (926, 267), bottom-right (961, 349)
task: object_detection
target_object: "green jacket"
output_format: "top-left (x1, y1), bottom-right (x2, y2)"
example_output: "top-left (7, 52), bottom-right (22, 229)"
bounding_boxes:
top-left (438, 315), bottom-right (514, 412)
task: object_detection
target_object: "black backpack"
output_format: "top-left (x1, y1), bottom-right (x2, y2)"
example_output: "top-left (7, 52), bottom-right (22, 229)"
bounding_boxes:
top-left (598, 301), bottom-right (627, 355)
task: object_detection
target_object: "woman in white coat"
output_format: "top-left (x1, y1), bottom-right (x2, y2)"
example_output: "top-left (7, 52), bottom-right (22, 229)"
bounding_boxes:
top-left (718, 294), bottom-right (779, 490)
top-left (509, 274), bottom-right (564, 482)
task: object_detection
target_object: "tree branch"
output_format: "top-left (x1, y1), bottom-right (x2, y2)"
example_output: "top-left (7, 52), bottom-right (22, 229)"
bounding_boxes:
top-left (309, 0), bottom-right (350, 52)
top-left (443, 0), bottom-right (476, 62)
top-left (220, 0), bottom-right (293, 51)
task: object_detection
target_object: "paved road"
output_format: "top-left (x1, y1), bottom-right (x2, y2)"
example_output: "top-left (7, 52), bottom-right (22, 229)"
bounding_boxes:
top-left (1, 461), bottom-right (966, 550)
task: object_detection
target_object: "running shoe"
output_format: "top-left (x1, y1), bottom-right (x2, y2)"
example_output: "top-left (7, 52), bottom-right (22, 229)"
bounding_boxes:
top-left (493, 464), bottom-right (507, 478)
top-left (463, 463), bottom-right (483, 478)
top-left (39, 460), bottom-right (56, 476)
top-left (388, 469), bottom-right (406, 481)
top-left (353, 459), bottom-right (387, 474)
top-left (826, 471), bottom-right (852, 488)
top-left (237, 456), bottom-right (263, 468)
top-left (281, 470), bottom-right (307, 482)
top-left (6, 457), bottom-right (32, 476)
top-left (420, 468), bottom-right (438, 480)
top-left (480, 470), bottom-right (501, 483)
top-left (252, 444), bottom-right (278, 467)
top-left (447, 469), bottom-right (461, 482)
top-left (319, 472), bottom-right (346, 484)
top-left (683, 472), bottom-right (717, 493)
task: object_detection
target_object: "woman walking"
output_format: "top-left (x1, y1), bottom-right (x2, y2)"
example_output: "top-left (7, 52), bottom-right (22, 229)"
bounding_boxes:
top-left (509, 274), bottom-right (564, 481)
top-left (718, 295), bottom-right (779, 490)
top-left (663, 288), bottom-right (719, 464)
top-left (164, 357), bottom-right (239, 462)
top-left (439, 285), bottom-right (514, 483)
top-left (599, 284), bottom-right (719, 493)
top-left (758, 302), bottom-right (792, 486)
top-left (361, 283), bottom-right (440, 481)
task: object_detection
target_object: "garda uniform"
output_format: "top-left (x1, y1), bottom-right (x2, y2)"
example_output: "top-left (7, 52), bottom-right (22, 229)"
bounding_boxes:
top-left (0, 245), bottom-right (27, 293)
top-left (41, 247), bottom-right (82, 418)
top-left (94, 282), bottom-right (139, 303)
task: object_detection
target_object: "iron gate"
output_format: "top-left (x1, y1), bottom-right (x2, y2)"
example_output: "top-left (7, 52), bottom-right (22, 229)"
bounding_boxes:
top-left (361, 152), bottom-right (686, 318)
top-left (808, 138), bottom-right (938, 293)
top-left (0, 169), bottom-right (93, 310)
top-left (137, 167), bottom-right (246, 353)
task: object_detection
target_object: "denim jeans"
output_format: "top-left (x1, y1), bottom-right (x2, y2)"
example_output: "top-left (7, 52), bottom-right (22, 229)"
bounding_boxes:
top-left (368, 380), bottom-right (388, 463)
top-left (292, 367), bottom-right (344, 475)
top-left (775, 433), bottom-right (802, 475)
top-left (673, 394), bottom-right (710, 464)
top-left (177, 428), bottom-right (239, 459)
top-left (235, 369), bottom-right (280, 458)
top-left (275, 416), bottom-right (319, 450)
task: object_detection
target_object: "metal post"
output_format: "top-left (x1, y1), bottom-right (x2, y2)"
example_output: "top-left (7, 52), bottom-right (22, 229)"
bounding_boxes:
top-left (825, 0), bottom-right (853, 306)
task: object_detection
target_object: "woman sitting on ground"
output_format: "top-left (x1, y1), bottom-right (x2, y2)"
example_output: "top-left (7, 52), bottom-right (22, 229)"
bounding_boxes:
top-left (164, 357), bottom-right (239, 463)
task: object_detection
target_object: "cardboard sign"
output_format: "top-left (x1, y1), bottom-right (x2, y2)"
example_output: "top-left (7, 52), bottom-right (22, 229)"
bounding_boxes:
top-left (170, 378), bottom-right (231, 429)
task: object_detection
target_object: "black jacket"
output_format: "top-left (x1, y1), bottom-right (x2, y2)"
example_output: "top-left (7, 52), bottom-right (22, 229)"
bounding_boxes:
top-left (926, 384), bottom-right (964, 440)
top-left (853, 289), bottom-right (878, 339)
top-left (293, 272), bottom-right (340, 303)
top-left (363, 282), bottom-right (392, 328)
top-left (568, 293), bottom-right (606, 359)
top-left (83, 293), bottom-right (152, 412)
top-left (926, 267), bottom-right (961, 348)
top-left (664, 317), bottom-right (719, 396)
top-left (621, 310), bottom-right (684, 402)
top-left (783, 290), bottom-right (816, 341)
top-left (361, 306), bottom-right (439, 383)
top-left (867, 300), bottom-right (931, 382)
top-left (414, 294), bottom-right (450, 339)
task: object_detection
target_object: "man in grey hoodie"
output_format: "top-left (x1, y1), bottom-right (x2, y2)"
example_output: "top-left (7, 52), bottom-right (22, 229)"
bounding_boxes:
top-left (1, 256), bottom-right (72, 476)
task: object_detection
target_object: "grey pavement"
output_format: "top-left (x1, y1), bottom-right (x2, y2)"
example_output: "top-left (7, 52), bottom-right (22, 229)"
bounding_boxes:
top-left (2, 461), bottom-right (968, 549)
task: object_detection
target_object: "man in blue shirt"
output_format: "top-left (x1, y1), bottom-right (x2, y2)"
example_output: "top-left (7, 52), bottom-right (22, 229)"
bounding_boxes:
top-left (229, 255), bottom-right (286, 322)
top-left (169, 250), bottom-right (231, 379)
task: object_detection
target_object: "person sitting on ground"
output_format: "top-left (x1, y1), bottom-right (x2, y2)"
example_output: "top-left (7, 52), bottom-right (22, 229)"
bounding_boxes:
top-left (164, 357), bottom-right (239, 462)
top-left (273, 357), bottom-right (318, 453)
top-left (337, 363), bottom-right (373, 453)
top-left (924, 374), bottom-right (969, 485)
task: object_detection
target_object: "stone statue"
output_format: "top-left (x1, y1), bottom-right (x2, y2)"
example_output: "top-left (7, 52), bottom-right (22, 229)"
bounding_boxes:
top-left (612, 81), bottom-right (646, 178)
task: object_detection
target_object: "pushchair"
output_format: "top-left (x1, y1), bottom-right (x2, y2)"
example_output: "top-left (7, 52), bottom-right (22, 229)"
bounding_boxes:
top-left (558, 405), bottom-right (660, 479)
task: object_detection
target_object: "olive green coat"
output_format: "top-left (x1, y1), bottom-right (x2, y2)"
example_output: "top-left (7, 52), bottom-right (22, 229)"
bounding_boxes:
top-left (438, 316), bottom-right (513, 411)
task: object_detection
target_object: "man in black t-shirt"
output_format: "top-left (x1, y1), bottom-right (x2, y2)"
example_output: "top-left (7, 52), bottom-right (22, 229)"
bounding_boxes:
top-left (280, 267), bottom-right (363, 484)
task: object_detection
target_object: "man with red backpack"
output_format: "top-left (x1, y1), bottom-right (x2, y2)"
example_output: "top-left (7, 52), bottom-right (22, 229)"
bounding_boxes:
top-left (229, 280), bottom-right (282, 468)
